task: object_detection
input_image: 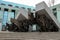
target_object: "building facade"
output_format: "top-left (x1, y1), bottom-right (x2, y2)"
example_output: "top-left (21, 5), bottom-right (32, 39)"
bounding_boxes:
top-left (50, 4), bottom-right (60, 23)
top-left (0, 1), bottom-right (35, 31)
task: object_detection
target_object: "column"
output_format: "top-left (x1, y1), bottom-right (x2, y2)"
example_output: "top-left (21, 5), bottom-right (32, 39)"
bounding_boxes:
top-left (0, 8), bottom-right (4, 31)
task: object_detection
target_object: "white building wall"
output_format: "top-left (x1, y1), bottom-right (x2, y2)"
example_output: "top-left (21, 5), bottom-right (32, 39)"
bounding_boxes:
top-left (57, 8), bottom-right (60, 23)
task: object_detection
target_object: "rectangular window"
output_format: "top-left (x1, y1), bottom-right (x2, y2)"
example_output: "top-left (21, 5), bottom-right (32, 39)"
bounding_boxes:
top-left (15, 6), bottom-right (19, 8)
top-left (7, 10), bottom-right (15, 24)
top-left (33, 9), bottom-right (35, 11)
top-left (4, 8), bottom-right (8, 11)
top-left (2, 11), bottom-right (8, 25)
top-left (0, 8), bottom-right (1, 10)
top-left (8, 12), bottom-right (14, 24)
top-left (8, 4), bottom-right (12, 7)
top-left (11, 10), bottom-right (15, 18)
top-left (53, 8), bottom-right (56, 11)
top-left (21, 7), bottom-right (25, 9)
top-left (2, 8), bottom-right (8, 25)
top-left (27, 8), bottom-right (31, 11)
top-left (52, 8), bottom-right (57, 18)
top-left (1, 3), bottom-right (6, 5)
top-left (54, 12), bottom-right (57, 18)
top-left (32, 24), bottom-right (37, 32)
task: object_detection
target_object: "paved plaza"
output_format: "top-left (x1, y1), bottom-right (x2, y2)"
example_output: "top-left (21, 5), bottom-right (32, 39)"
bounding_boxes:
top-left (0, 32), bottom-right (60, 40)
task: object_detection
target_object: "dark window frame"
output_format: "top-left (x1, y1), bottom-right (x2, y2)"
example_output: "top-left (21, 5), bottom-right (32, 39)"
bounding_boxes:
top-left (4, 8), bottom-right (8, 11)
top-left (1, 3), bottom-right (6, 5)
top-left (53, 8), bottom-right (56, 11)
top-left (21, 7), bottom-right (25, 9)
top-left (8, 4), bottom-right (12, 7)
top-left (11, 10), bottom-right (15, 18)
top-left (0, 8), bottom-right (1, 10)
top-left (33, 9), bottom-right (35, 11)
top-left (15, 6), bottom-right (19, 8)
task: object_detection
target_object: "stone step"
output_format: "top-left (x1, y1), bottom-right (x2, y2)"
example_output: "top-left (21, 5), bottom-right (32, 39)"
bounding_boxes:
top-left (0, 31), bottom-right (60, 40)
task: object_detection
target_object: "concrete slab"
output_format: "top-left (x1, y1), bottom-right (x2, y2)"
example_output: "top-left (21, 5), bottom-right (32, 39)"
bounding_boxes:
top-left (36, 1), bottom-right (60, 28)
top-left (15, 8), bottom-right (28, 19)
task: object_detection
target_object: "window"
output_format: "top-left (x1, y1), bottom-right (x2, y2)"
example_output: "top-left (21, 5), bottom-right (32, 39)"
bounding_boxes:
top-left (0, 8), bottom-right (1, 10)
top-left (27, 8), bottom-right (31, 10)
top-left (7, 10), bottom-right (15, 24)
top-left (11, 10), bottom-right (15, 18)
top-left (15, 6), bottom-right (19, 8)
top-left (53, 8), bottom-right (56, 13)
top-left (33, 9), bottom-right (35, 11)
top-left (53, 8), bottom-right (56, 11)
top-left (8, 4), bottom-right (12, 7)
top-left (2, 9), bottom-right (15, 25)
top-left (2, 11), bottom-right (8, 25)
top-left (21, 7), bottom-right (25, 9)
top-left (52, 8), bottom-right (57, 18)
top-left (8, 12), bottom-right (14, 24)
top-left (1, 3), bottom-right (6, 5)
top-left (54, 12), bottom-right (57, 18)
top-left (4, 8), bottom-right (8, 11)
top-left (29, 24), bottom-right (37, 32)
top-left (32, 24), bottom-right (36, 31)
top-left (12, 10), bottom-right (15, 12)
top-left (2, 8), bottom-right (8, 25)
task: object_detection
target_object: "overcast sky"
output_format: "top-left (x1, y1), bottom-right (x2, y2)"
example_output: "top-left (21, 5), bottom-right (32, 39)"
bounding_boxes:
top-left (3, 0), bottom-right (60, 7)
